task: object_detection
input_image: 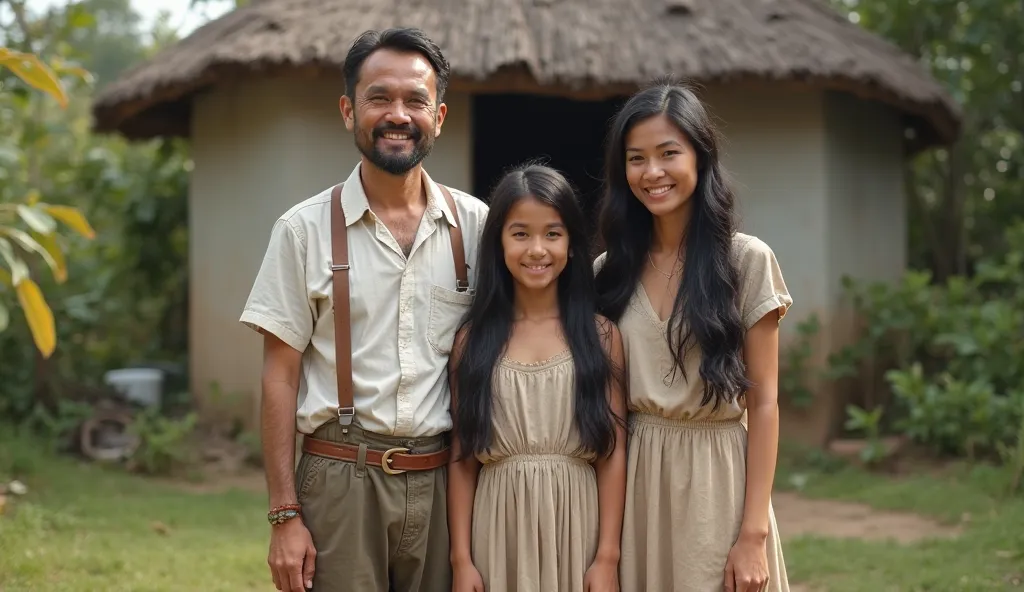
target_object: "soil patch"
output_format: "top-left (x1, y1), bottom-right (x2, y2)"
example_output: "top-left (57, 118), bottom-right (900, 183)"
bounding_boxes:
top-left (163, 467), bottom-right (267, 494)
top-left (166, 470), bottom-right (965, 547)
top-left (772, 491), bottom-right (962, 544)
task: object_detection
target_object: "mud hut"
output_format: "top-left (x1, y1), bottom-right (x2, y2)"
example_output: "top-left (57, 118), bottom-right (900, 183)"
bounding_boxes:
top-left (92, 0), bottom-right (960, 444)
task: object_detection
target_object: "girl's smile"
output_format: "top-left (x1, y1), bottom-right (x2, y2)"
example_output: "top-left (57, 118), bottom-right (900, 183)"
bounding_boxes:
top-left (502, 196), bottom-right (569, 291)
top-left (522, 262), bottom-right (552, 273)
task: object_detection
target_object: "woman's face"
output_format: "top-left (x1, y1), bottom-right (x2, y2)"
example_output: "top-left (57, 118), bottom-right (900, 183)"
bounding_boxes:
top-left (623, 113), bottom-right (699, 220)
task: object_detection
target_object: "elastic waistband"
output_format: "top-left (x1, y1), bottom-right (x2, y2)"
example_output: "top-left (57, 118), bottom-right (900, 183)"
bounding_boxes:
top-left (483, 453), bottom-right (591, 468)
top-left (630, 412), bottom-right (744, 430)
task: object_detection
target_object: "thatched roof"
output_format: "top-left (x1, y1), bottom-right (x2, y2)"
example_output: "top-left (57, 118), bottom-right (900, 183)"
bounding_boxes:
top-left (92, 0), bottom-right (961, 151)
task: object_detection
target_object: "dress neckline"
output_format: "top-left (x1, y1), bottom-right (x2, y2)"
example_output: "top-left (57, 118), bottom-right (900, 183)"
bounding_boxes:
top-left (500, 348), bottom-right (572, 371)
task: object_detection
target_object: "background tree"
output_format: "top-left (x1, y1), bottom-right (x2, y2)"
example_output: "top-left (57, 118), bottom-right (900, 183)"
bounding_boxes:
top-left (1, 7), bottom-right (96, 358)
top-left (833, 0), bottom-right (1024, 279)
top-left (0, 0), bottom-right (189, 422)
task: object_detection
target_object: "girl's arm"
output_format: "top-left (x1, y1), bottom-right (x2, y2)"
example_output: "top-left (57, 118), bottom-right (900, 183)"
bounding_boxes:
top-left (447, 328), bottom-right (482, 570)
top-left (739, 312), bottom-right (782, 541)
top-left (592, 319), bottom-right (628, 566)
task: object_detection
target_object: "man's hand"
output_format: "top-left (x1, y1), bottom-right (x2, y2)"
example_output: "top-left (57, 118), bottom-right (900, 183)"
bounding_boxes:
top-left (268, 518), bottom-right (317, 592)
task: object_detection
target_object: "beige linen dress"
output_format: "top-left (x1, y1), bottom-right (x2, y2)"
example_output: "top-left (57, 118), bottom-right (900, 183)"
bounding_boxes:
top-left (471, 350), bottom-right (600, 592)
top-left (601, 233), bottom-right (793, 592)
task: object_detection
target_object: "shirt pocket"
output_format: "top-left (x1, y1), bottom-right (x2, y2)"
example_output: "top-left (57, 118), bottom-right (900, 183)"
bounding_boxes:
top-left (427, 284), bottom-right (473, 355)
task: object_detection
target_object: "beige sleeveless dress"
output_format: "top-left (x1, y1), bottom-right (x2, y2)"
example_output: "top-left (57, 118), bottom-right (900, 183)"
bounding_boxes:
top-left (598, 233), bottom-right (793, 592)
top-left (471, 350), bottom-right (600, 592)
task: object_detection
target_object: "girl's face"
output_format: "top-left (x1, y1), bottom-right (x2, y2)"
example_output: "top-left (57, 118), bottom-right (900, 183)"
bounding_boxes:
top-left (501, 196), bottom-right (570, 293)
top-left (624, 113), bottom-right (699, 219)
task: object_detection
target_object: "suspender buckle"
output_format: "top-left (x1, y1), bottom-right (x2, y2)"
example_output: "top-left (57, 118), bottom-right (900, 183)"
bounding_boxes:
top-left (337, 406), bottom-right (355, 426)
top-left (330, 263), bottom-right (350, 271)
top-left (455, 279), bottom-right (470, 293)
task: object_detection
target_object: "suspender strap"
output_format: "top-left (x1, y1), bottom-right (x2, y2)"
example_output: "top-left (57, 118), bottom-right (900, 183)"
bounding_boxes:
top-left (329, 181), bottom-right (469, 426)
top-left (330, 183), bottom-right (354, 425)
top-left (437, 184), bottom-right (470, 293)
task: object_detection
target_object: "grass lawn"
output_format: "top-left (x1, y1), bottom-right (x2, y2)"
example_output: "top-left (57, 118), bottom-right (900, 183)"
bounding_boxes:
top-left (777, 449), bottom-right (1024, 591)
top-left (0, 426), bottom-right (272, 592)
top-left (2, 425), bottom-right (1023, 591)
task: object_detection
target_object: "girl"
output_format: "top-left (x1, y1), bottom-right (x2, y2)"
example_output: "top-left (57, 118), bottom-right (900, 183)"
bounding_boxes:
top-left (448, 163), bottom-right (628, 592)
top-left (594, 82), bottom-right (793, 592)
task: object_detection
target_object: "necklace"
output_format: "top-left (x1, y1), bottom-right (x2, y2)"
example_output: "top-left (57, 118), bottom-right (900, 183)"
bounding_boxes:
top-left (648, 251), bottom-right (683, 279)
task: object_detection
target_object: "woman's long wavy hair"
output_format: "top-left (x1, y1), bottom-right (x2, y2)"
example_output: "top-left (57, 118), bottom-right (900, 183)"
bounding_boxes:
top-left (594, 82), bottom-right (750, 409)
top-left (453, 163), bottom-right (623, 458)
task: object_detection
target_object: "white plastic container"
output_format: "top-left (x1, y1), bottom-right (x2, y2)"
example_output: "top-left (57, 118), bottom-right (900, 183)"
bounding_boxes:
top-left (103, 368), bottom-right (164, 408)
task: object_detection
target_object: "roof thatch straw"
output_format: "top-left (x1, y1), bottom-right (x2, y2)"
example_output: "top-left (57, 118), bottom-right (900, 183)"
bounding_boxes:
top-left (92, 0), bottom-right (961, 151)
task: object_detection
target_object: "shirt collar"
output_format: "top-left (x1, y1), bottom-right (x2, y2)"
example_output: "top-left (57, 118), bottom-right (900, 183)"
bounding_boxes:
top-left (339, 162), bottom-right (459, 228)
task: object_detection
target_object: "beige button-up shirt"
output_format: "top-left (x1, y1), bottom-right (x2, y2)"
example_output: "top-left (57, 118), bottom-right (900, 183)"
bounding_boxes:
top-left (240, 163), bottom-right (488, 437)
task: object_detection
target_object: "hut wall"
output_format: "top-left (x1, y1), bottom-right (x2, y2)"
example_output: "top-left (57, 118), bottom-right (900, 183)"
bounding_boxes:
top-left (699, 84), bottom-right (834, 443)
top-left (821, 90), bottom-right (907, 431)
top-left (700, 85), bottom-right (905, 444)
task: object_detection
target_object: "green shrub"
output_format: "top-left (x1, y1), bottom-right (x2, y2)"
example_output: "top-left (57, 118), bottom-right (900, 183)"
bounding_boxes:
top-left (822, 222), bottom-right (1024, 461)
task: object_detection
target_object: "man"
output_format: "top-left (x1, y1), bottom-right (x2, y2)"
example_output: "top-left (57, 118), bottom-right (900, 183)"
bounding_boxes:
top-left (240, 28), bottom-right (488, 592)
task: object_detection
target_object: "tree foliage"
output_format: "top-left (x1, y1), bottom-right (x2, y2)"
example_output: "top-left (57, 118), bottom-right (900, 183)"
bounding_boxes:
top-left (1, 40), bottom-right (96, 357)
top-left (0, 0), bottom-right (189, 420)
top-left (821, 1), bottom-right (1024, 468)
top-left (834, 0), bottom-right (1024, 278)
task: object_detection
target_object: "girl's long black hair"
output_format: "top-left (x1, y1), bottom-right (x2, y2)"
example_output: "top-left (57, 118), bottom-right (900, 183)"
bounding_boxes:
top-left (595, 81), bottom-right (751, 409)
top-left (453, 163), bottom-right (623, 458)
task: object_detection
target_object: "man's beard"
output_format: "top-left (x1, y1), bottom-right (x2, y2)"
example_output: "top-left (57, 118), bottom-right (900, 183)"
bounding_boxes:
top-left (355, 119), bottom-right (436, 175)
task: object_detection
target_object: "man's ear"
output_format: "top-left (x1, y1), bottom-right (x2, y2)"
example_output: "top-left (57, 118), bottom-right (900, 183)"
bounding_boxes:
top-left (433, 101), bottom-right (447, 138)
top-left (340, 95), bottom-right (355, 131)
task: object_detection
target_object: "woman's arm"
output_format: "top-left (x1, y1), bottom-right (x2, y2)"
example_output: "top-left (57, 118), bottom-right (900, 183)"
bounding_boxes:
top-left (592, 319), bottom-right (628, 566)
top-left (739, 311), bottom-right (782, 541)
top-left (447, 328), bottom-right (482, 570)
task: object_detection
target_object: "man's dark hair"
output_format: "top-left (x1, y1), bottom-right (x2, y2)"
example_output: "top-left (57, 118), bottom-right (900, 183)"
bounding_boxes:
top-left (343, 28), bottom-right (451, 104)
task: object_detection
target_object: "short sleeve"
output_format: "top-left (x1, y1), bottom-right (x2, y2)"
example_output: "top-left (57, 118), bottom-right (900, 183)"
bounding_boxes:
top-left (735, 236), bottom-right (793, 329)
top-left (239, 219), bottom-right (314, 352)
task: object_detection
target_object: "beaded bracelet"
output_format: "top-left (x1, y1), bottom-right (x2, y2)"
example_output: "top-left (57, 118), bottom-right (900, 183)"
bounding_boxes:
top-left (268, 504), bottom-right (302, 525)
top-left (271, 504), bottom-right (301, 513)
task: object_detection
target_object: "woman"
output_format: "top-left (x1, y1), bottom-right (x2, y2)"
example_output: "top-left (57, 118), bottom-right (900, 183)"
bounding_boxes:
top-left (594, 82), bottom-right (793, 592)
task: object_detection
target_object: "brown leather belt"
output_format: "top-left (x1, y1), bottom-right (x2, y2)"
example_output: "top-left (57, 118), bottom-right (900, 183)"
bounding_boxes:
top-left (302, 436), bottom-right (450, 475)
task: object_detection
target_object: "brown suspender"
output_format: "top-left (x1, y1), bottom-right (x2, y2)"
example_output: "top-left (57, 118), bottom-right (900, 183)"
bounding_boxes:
top-left (329, 182), bottom-right (468, 426)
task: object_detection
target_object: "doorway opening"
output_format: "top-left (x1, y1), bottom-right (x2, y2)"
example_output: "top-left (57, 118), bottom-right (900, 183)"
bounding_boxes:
top-left (471, 93), bottom-right (626, 232)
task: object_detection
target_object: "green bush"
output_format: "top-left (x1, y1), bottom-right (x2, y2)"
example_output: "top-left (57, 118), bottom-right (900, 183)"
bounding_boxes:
top-left (887, 364), bottom-right (1024, 459)
top-left (829, 222), bottom-right (1024, 461)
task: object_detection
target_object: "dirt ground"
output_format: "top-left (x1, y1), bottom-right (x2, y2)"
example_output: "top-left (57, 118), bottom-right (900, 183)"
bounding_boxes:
top-left (176, 466), bottom-right (960, 546)
top-left (771, 490), bottom-right (961, 544)
top-left (773, 490), bottom-right (962, 592)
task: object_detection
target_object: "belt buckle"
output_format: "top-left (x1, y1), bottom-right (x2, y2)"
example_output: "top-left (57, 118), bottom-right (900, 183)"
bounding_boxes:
top-left (380, 447), bottom-right (410, 475)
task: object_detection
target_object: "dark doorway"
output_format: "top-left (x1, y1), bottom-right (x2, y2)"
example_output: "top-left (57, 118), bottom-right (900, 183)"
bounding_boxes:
top-left (471, 94), bottom-right (627, 228)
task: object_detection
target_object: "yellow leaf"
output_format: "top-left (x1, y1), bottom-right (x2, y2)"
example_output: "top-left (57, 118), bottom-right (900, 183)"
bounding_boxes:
top-left (0, 49), bottom-right (68, 108)
top-left (25, 190), bottom-right (41, 206)
top-left (0, 236), bottom-right (29, 285)
top-left (33, 232), bottom-right (67, 283)
top-left (41, 205), bottom-right (95, 239)
top-left (17, 204), bottom-right (57, 234)
top-left (0, 227), bottom-right (62, 284)
top-left (0, 300), bottom-right (8, 333)
top-left (16, 277), bottom-right (55, 358)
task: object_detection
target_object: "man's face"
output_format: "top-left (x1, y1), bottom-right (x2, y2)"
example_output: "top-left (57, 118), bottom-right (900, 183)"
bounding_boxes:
top-left (340, 48), bottom-right (447, 176)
